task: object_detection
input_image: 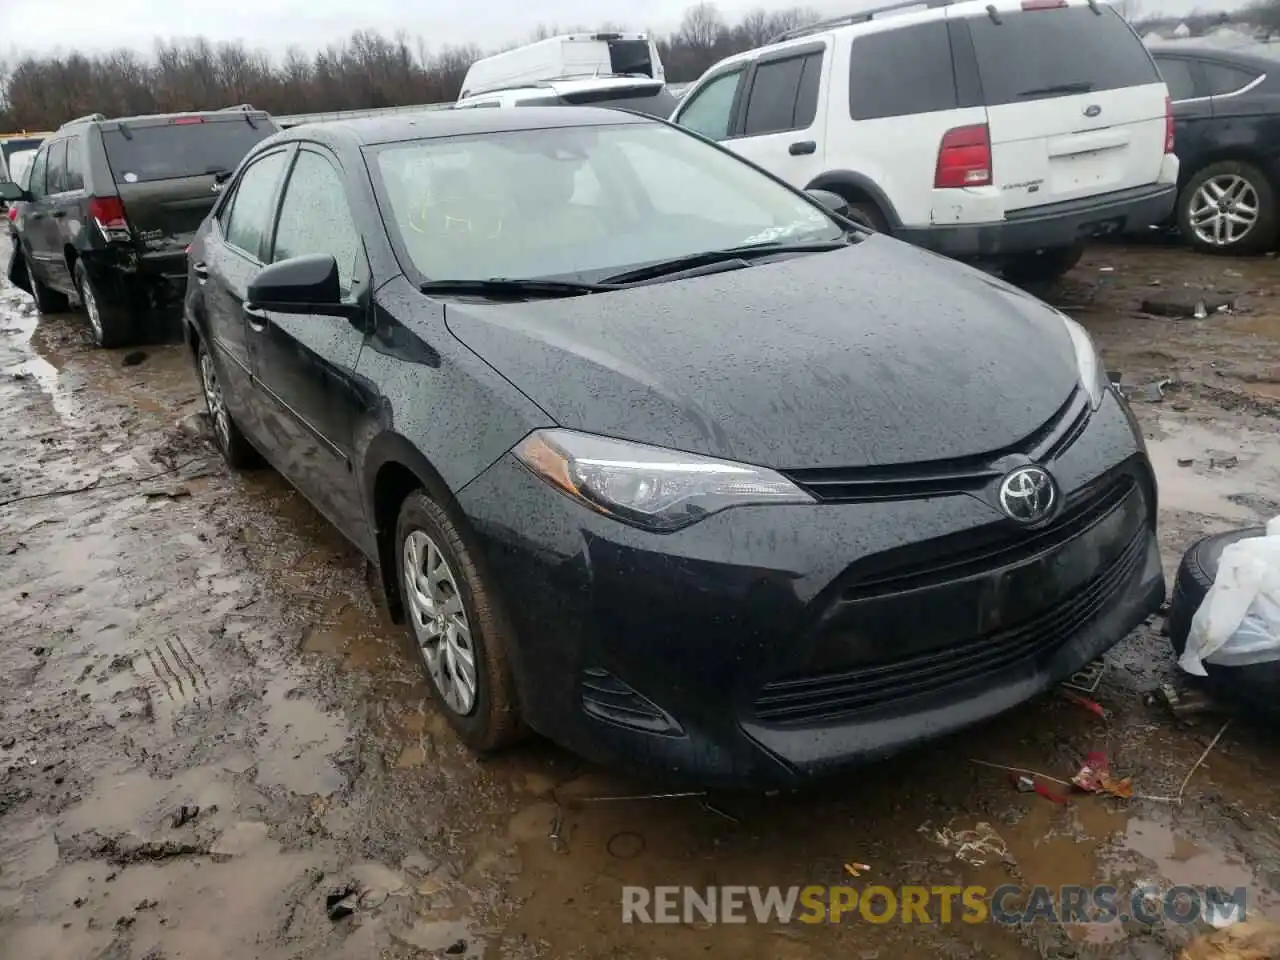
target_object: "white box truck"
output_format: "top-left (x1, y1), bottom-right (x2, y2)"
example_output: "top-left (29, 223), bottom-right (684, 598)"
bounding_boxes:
top-left (458, 33), bottom-right (665, 100)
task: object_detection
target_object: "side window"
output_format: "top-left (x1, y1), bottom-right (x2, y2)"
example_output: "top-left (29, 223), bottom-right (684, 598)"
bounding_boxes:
top-left (45, 140), bottom-right (68, 195)
top-left (65, 138), bottom-right (85, 191)
top-left (224, 151), bottom-right (290, 259)
top-left (1203, 62), bottom-right (1261, 97)
top-left (674, 69), bottom-right (745, 140)
top-left (849, 22), bottom-right (958, 120)
top-left (27, 146), bottom-right (49, 200)
top-left (742, 52), bottom-right (824, 136)
top-left (1155, 58), bottom-right (1199, 101)
top-left (271, 150), bottom-right (362, 294)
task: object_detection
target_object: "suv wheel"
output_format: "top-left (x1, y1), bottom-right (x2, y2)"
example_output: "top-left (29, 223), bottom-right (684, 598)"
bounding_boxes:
top-left (73, 260), bottom-right (134, 348)
top-left (1178, 160), bottom-right (1278, 255)
top-left (1002, 243), bottom-right (1085, 288)
top-left (23, 253), bottom-right (70, 314)
top-left (197, 341), bottom-right (258, 469)
top-left (394, 491), bottom-right (522, 752)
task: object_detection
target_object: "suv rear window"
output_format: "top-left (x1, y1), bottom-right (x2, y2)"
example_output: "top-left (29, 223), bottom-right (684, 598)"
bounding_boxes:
top-left (102, 118), bottom-right (276, 184)
top-left (966, 7), bottom-right (1159, 107)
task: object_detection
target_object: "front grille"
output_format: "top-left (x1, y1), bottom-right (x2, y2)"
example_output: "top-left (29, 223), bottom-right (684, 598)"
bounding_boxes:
top-left (841, 472), bottom-right (1136, 604)
top-left (751, 528), bottom-right (1147, 726)
top-left (782, 388), bottom-right (1089, 504)
top-left (581, 668), bottom-right (683, 736)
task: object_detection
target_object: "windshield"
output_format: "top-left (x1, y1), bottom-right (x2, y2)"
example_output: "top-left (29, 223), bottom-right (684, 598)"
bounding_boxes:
top-left (370, 121), bottom-right (842, 283)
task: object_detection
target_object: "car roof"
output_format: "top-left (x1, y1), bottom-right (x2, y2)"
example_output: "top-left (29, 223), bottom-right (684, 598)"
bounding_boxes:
top-left (1148, 44), bottom-right (1279, 71)
top-left (281, 106), bottom-right (656, 147)
top-left (462, 76), bottom-right (666, 99)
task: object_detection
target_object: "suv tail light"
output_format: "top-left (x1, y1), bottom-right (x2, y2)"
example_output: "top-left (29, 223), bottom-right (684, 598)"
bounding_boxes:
top-left (1164, 96), bottom-right (1175, 153)
top-left (172, 116), bottom-right (205, 125)
top-left (6, 206), bottom-right (16, 223)
top-left (89, 196), bottom-right (131, 241)
top-left (935, 124), bottom-right (992, 188)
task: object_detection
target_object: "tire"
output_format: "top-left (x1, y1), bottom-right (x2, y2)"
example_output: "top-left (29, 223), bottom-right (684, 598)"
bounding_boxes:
top-left (1002, 243), bottom-right (1085, 287)
top-left (73, 260), bottom-right (134, 348)
top-left (394, 490), bottom-right (522, 752)
top-left (24, 253), bottom-right (70, 314)
top-left (1168, 526), bottom-right (1267, 655)
top-left (196, 340), bottom-right (259, 469)
top-left (1177, 160), bottom-right (1278, 256)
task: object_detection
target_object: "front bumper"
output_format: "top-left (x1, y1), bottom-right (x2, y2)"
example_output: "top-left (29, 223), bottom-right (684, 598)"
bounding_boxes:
top-left (457, 390), bottom-right (1164, 788)
top-left (898, 182), bottom-right (1178, 260)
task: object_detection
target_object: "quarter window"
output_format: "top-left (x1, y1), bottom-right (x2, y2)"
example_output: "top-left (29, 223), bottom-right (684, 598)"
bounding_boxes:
top-left (1155, 57), bottom-right (1199, 101)
top-left (224, 151), bottom-right (290, 259)
top-left (271, 150), bottom-right (362, 294)
top-left (675, 69), bottom-right (744, 140)
top-left (850, 22), bottom-right (958, 119)
top-left (26, 147), bottom-right (48, 200)
top-left (45, 140), bottom-right (68, 195)
top-left (65, 138), bottom-right (85, 191)
top-left (743, 51), bottom-right (824, 136)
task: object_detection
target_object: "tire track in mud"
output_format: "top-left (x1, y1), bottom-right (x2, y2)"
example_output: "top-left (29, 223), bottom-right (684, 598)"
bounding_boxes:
top-left (136, 635), bottom-right (221, 724)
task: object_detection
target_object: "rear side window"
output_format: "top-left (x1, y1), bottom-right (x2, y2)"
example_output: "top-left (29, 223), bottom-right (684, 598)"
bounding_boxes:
top-left (1203, 61), bottom-right (1261, 96)
top-left (966, 7), bottom-right (1159, 106)
top-left (1155, 57), bottom-right (1199, 101)
top-left (45, 140), bottom-right (68, 194)
top-left (849, 23), bottom-right (958, 120)
top-left (65, 139), bottom-right (85, 191)
top-left (743, 52), bottom-right (823, 135)
top-left (102, 118), bottom-right (276, 184)
top-left (675, 69), bottom-right (745, 140)
top-left (223, 150), bottom-right (290, 259)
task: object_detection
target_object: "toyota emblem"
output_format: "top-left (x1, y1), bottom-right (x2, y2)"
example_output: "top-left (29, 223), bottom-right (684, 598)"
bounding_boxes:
top-left (998, 466), bottom-right (1058, 524)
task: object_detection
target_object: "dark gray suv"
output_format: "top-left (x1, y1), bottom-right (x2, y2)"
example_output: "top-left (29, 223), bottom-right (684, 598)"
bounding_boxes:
top-left (0, 106), bottom-right (279, 347)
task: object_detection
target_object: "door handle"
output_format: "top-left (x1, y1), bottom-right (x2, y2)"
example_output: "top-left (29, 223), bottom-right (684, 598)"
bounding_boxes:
top-left (789, 141), bottom-right (817, 156)
top-left (244, 306), bottom-right (269, 332)
top-left (192, 262), bottom-right (209, 282)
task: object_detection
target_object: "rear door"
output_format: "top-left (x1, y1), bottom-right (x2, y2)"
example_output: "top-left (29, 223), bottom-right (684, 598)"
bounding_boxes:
top-left (725, 44), bottom-right (830, 189)
top-left (250, 146), bottom-right (370, 547)
top-left (961, 0), bottom-right (1167, 213)
top-left (100, 116), bottom-right (276, 263)
top-left (1152, 53), bottom-right (1214, 181)
top-left (18, 144), bottom-right (64, 289)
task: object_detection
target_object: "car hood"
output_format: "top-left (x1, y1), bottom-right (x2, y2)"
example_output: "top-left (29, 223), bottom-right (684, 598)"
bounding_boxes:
top-left (444, 236), bottom-right (1080, 470)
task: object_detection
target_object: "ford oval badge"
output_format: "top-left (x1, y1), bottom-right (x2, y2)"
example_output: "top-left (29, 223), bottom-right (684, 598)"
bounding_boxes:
top-left (1084, 104), bottom-right (1102, 118)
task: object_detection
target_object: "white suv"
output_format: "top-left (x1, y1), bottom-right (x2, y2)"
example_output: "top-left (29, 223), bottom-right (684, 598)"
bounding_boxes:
top-left (456, 77), bottom-right (680, 119)
top-left (670, 0), bottom-right (1180, 283)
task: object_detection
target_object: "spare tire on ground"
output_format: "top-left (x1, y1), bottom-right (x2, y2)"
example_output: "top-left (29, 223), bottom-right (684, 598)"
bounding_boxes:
top-left (1168, 526), bottom-right (1277, 714)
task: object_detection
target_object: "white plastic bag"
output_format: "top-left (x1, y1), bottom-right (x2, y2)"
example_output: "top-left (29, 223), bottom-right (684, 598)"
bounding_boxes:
top-left (1179, 516), bottom-right (1280, 677)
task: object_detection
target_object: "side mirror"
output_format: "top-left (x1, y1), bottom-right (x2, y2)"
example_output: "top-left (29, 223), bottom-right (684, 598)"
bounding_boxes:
top-left (806, 188), bottom-right (851, 219)
top-left (247, 254), bottom-right (342, 313)
top-left (0, 181), bottom-right (29, 203)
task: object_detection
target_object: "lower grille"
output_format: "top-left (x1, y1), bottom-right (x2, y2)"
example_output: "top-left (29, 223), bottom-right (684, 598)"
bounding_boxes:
top-left (751, 529), bottom-right (1147, 726)
top-left (581, 668), bottom-right (683, 736)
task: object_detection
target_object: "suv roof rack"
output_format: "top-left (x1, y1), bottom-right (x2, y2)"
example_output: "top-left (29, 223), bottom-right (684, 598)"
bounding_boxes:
top-left (63, 112), bottom-right (107, 126)
top-left (217, 104), bottom-right (259, 112)
top-left (768, 0), bottom-right (954, 43)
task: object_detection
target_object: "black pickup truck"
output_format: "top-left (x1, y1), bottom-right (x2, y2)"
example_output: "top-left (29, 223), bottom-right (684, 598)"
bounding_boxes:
top-left (0, 106), bottom-right (279, 347)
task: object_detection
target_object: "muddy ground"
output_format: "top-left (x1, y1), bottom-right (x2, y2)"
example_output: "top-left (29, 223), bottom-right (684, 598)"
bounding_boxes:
top-left (0, 240), bottom-right (1278, 960)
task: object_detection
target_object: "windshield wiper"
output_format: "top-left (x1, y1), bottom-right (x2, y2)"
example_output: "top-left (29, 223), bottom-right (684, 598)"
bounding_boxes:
top-left (420, 278), bottom-right (616, 300)
top-left (600, 239), bottom-right (849, 286)
top-left (1015, 81), bottom-right (1094, 98)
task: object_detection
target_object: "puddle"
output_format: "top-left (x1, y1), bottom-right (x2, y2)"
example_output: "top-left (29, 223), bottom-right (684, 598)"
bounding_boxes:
top-left (303, 599), bottom-right (390, 671)
top-left (1144, 418), bottom-right (1280, 522)
top-left (255, 675), bottom-right (348, 797)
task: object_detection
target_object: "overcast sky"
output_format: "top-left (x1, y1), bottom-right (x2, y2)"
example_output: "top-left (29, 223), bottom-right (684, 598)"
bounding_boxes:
top-left (1, 0), bottom-right (1249, 59)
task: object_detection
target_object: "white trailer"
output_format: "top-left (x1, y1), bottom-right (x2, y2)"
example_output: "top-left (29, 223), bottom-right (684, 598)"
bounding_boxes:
top-left (458, 33), bottom-right (665, 100)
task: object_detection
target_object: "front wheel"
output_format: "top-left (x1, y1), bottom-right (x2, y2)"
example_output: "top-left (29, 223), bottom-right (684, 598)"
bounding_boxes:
top-left (395, 491), bottom-right (522, 752)
top-left (1178, 160), bottom-right (1278, 255)
top-left (197, 340), bottom-right (258, 469)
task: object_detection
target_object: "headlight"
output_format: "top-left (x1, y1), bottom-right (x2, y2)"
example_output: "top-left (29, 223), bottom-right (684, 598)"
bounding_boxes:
top-left (1062, 315), bottom-right (1108, 410)
top-left (512, 429), bottom-right (815, 532)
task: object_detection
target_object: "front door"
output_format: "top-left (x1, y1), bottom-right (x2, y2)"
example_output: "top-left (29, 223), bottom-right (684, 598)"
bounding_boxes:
top-left (200, 147), bottom-right (293, 426)
top-left (17, 143), bottom-right (62, 290)
top-left (247, 147), bottom-right (372, 551)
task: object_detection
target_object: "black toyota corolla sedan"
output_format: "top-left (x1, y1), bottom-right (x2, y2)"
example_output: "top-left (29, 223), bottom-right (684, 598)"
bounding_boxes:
top-left (184, 107), bottom-right (1164, 787)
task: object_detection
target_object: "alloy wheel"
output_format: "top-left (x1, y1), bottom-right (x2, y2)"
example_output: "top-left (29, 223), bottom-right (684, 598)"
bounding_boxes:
top-left (199, 348), bottom-right (231, 452)
top-left (1189, 174), bottom-right (1260, 247)
top-left (403, 529), bottom-right (478, 716)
